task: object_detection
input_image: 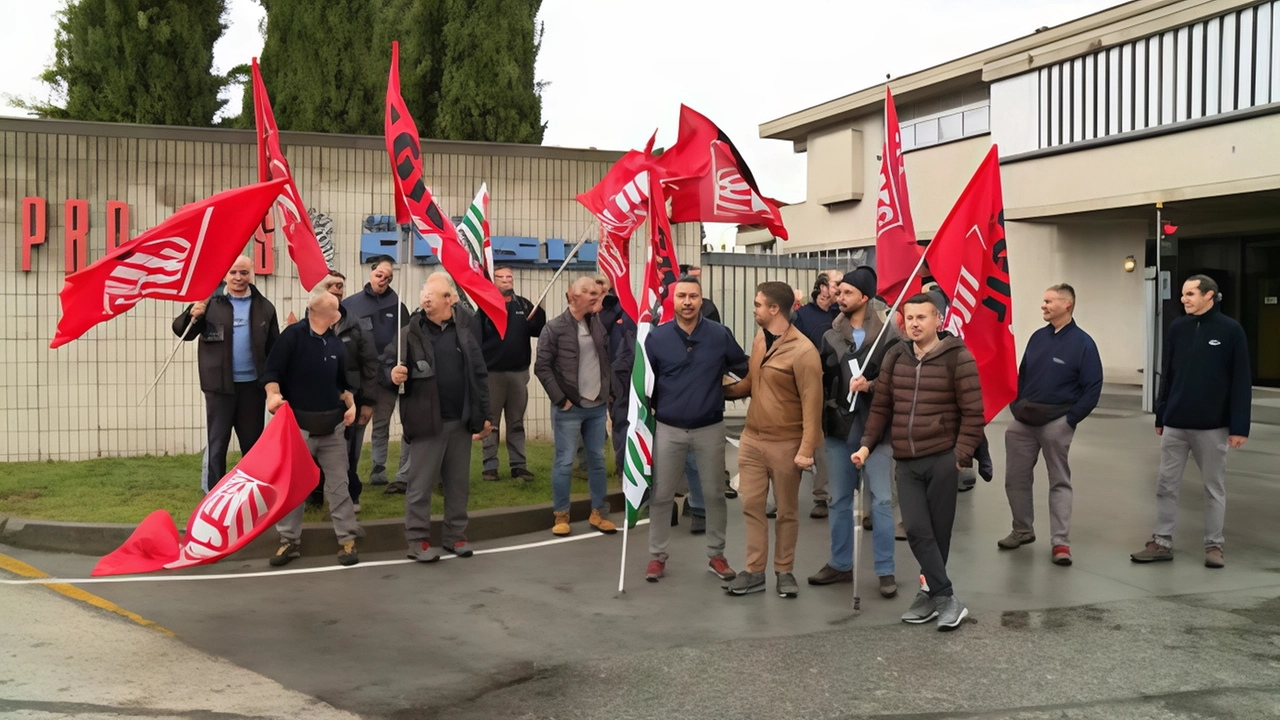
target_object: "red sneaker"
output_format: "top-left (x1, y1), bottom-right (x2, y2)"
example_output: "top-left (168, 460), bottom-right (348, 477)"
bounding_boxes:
top-left (1052, 545), bottom-right (1073, 566)
top-left (708, 555), bottom-right (737, 581)
top-left (646, 560), bottom-right (665, 582)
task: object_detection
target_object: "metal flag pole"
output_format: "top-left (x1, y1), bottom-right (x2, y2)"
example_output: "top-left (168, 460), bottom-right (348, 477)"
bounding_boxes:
top-left (852, 474), bottom-right (863, 611)
top-left (398, 224), bottom-right (408, 395)
top-left (848, 242), bottom-right (933, 412)
top-left (528, 225), bottom-right (595, 319)
top-left (137, 316), bottom-right (195, 406)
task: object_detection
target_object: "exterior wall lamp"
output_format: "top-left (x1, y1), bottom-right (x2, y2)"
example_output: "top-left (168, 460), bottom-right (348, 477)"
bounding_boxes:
top-left (1124, 255), bottom-right (1137, 273)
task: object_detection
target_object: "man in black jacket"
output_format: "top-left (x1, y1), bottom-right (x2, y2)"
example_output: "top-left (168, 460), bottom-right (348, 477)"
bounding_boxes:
top-left (173, 256), bottom-right (279, 492)
top-left (473, 265), bottom-right (546, 482)
top-left (596, 275), bottom-right (637, 478)
top-left (1131, 274), bottom-right (1251, 569)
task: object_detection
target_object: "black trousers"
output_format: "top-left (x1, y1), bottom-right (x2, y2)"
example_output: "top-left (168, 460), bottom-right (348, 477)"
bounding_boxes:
top-left (610, 369), bottom-right (631, 476)
top-left (204, 382), bottom-right (266, 492)
top-left (897, 449), bottom-right (959, 598)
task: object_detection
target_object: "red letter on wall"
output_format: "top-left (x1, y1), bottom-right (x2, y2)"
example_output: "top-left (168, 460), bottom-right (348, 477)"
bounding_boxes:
top-left (106, 201), bottom-right (130, 251)
top-left (21, 197), bottom-right (46, 271)
top-left (64, 199), bottom-right (89, 273)
top-left (253, 211), bottom-right (275, 275)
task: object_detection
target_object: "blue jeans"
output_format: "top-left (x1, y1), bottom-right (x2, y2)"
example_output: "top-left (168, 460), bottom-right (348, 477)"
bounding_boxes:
top-left (552, 404), bottom-right (609, 512)
top-left (684, 454), bottom-right (706, 517)
top-left (825, 436), bottom-right (894, 576)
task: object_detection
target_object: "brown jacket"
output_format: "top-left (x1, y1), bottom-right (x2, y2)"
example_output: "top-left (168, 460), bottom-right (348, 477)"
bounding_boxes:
top-left (860, 335), bottom-right (985, 465)
top-left (724, 324), bottom-right (824, 458)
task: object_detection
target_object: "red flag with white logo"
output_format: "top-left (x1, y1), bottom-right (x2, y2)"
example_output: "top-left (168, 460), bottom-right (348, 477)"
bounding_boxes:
top-left (877, 87), bottom-right (923, 306)
top-left (252, 58), bottom-right (330, 291)
top-left (925, 146), bottom-right (1017, 422)
top-left (384, 42), bottom-right (508, 336)
top-left (658, 105), bottom-right (788, 240)
top-left (91, 403), bottom-right (318, 576)
top-left (641, 170), bottom-right (681, 323)
top-left (50, 179), bottom-right (287, 349)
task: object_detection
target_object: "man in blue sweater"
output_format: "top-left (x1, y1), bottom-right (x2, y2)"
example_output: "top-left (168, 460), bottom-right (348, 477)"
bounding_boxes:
top-left (1132, 274), bottom-right (1251, 569)
top-left (644, 275), bottom-right (750, 584)
top-left (997, 284), bottom-right (1103, 566)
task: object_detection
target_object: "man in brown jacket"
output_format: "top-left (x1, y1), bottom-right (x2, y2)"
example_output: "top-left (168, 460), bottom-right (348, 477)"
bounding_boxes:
top-left (723, 281), bottom-right (824, 598)
top-left (853, 293), bottom-right (984, 631)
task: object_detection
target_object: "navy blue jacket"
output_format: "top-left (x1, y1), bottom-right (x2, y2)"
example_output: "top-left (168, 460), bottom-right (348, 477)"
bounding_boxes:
top-left (1012, 320), bottom-right (1104, 428)
top-left (646, 317), bottom-right (749, 430)
top-left (1156, 305), bottom-right (1252, 436)
top-left (473, 293), bottom-right (546, 372)
top-left (793, 301), bottom-right (838, 350)
top-left (342, 283), bottom-right (409, 354)
top-left (599, 294), bottom-right (637, 377)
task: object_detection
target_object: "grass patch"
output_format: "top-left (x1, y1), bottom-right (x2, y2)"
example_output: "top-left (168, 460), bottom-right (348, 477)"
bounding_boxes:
top-left (0, 439), bottom-right (619, 525)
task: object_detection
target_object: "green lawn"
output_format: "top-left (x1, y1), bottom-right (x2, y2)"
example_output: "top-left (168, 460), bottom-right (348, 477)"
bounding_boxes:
top-left (0, 439), bottom-right (619, 525)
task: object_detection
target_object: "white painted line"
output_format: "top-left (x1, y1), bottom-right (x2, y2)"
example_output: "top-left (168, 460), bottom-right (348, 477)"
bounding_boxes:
top-left (0, 519), bottom-right (650, 586)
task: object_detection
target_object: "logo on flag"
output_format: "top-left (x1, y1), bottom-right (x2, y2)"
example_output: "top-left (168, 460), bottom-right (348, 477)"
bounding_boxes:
top-left (712, 141), bottom-right (769, 216)
top-left (102, 235), bottom-right (194, 313)
top-left (168, 469), bottom-right (271, 568)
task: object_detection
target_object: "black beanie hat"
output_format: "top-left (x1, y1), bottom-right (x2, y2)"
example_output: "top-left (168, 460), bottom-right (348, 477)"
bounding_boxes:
top-left (839, 265), bottom-right (878, 300)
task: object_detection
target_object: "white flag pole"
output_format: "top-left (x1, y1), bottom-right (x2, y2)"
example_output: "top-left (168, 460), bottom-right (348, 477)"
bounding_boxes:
top-left (528, 226), bottom-right (595, 319)
top-left (849, 241), bottom-right (933, 412)
top-left (138, 316), bottom-right (195, 407)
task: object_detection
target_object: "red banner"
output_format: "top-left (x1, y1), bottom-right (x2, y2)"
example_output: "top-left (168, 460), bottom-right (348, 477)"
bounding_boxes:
top-left (91, 403), bottom-right (318, 576)
top-left (640, 171), bottom-right (681, 324)
top-left (925, 146), bottom-right (1017, 423)
top-left (50, 179), bottom-right (286, 348)
top-left (876, 87), bottom-right (923, 306)
top-left (384, 42), bottom-right (508, 336)
top-left (252, 59), bottom-right (330, 291)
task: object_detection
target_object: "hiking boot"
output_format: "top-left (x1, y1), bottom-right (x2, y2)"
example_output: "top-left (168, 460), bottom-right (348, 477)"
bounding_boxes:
top-left (725, 571), bottom-right (766, 595)
top-left (936, 595), bottom-right (969, 631)
top-left (481, 470), bottom-right (499, 482)
top-left (1205, 547), bottom-right (1225, 568)
top-left (1052, 545), bottom-right (1073, 566)
top-left (512, 467), bottom-right (535, 482)
top-left (369, 465), bottom-right (388, 486)
top-left (1131, 541), bottom-right (1173, 563)
top-left (589, 508), bottom-right (617, 534)
top-left (337, 542), bottom-right (359, 567)
top-left (708, 555), bottom-right (736, 581)
top-left (810, 500), bottom-right (828, 519)
top-left (998, 530), bottom-right (1036, 550)
top-left (901, 591), bottom-right (939, 624)
top-left (879, 574), bottom-right (898, 598)
top-left (383, 480), bottom-right (407, 495)
top-left (646, 559), bottom-right (665, 582)
top-left (766, 502), bottom-right (777, 519)
top-left (408, 541), bottom-right (441, 563)
top-left (269, 541), bottom-right (301, 567)
top-left (776, 572), bottom-right (799, 598)
top-left (444, 542), bottom-right (473, 558)
top-left (552, 511), bottom-right (571, 536)
top-left (690, 515), bottom-right (706, 535)
top-left (862, 515), bottom-right (873, 531)
top-left (807, 564), bottom-right (852, 585)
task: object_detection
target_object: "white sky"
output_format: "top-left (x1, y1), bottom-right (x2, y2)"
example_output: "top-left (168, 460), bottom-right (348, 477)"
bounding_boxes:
top-left (2, 0), bottom-right (1124, 208)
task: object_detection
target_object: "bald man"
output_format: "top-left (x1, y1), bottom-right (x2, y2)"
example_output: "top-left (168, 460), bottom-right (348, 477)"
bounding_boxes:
top-left (265, 291), bottom-right (361, 567)
top-left (174, 256), bottom-right (279, 492)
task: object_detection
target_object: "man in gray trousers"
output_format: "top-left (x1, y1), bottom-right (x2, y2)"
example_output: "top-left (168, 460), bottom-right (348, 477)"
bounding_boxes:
top-left (389, 273), bottom-right (492, 562)
top-left (997, 284), bottom-right (1103, 567)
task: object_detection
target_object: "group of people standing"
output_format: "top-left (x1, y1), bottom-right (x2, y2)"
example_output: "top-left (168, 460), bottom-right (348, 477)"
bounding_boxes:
top-left (176, 257), bottom-right (1253, 630)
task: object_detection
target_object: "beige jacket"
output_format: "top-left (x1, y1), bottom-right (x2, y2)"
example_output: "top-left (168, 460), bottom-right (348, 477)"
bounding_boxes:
top-left (724, 323), bottom-right (824, 457)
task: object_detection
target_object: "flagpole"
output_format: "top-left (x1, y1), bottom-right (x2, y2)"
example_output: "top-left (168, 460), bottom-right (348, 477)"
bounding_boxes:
top-left (397, 224), bottom-right (407, 396)
top-left (528, 226), bottom-right (595, 319)
top-left (850, 241), bottom-right (933, 412)
top-left (138, 316), bottom-right (195, 407)
top-left (617, 510), bottom-right (629, 594)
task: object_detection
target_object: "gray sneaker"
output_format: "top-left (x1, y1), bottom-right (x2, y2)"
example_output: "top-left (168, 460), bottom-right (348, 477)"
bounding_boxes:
top-left (408, 541), bottom-right (442, 563)
top-left (369, 465), bottom-right (388, 486)
top-left (725, 570), bottom-right (766, 595)
top-left (1131, 541), bottom-right (1173, 563)
top-left (997, 530), bottom-right (1036, 550)
top-left (776, 572), bottom-right (799, 598)
top-left (901, 590), bottom-right (939, 624)
top-left (936, 595), bottom-right (969, 631)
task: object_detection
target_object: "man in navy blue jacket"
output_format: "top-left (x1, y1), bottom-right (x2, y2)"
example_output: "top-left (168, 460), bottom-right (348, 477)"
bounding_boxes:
top-left (644, 275), bottom-right (750, 584)
top-left (1132, 274), bottom-right (1251, 569)
top-left (997, 284), bottom-right (1103, 567)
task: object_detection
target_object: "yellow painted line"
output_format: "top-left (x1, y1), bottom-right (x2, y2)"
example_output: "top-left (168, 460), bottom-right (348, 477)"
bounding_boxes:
top-left (0, 552), bottom-right (175, 637)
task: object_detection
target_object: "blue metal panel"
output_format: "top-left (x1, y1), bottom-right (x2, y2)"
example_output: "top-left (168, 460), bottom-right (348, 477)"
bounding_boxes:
top-left (545, 238), bottom-right (565, 263)
top-left (490, 236), bottom-right (541, 263)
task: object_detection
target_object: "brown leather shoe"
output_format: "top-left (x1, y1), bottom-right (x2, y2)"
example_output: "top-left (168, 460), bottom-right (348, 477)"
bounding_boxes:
top-left (589, 508), bottom-right (617, 534)
top-left (552, 511), bottom-right (571, 536)
top-left (807, 564), bottom-right (852, 585)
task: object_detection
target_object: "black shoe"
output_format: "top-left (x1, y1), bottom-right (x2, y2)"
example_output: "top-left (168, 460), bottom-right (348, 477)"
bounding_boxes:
top-left (690, 515), bottom-right (706, 535)
top-left (383, 480), bottom-right (407, 495)
top-left (807, 564), bottom-right (852, 585)
top-left (766, 504), bottom-right (777, 519)
top-left (368, 465), bottom-right (388, 486)
top-left (671, 501), bottom-right (680, 527)
top-left (810, 500), bottom-right (828, 519)
top-left (724, 470), bottom-right (737, 499)
top-left (512, 468), bottom-right (535, 482)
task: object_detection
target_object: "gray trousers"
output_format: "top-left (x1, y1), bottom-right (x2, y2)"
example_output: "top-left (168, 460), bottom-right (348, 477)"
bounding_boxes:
top-left (898, 450), bottom-right (959, 598)
top-left (1004, 417), bottom-right (1076, 546)
top-left (406, 421), bottom-right (473, 546)
top-left (371, 384), bottom-right (411, 481)
top-left (482, 369), bottom-right (529, 472)
top-left (649, 421), bottom-right (728, 562)
top-left (276, 424), bottom-right (360, 546)
top-left (1153, 427), bottom-right (1229, 550)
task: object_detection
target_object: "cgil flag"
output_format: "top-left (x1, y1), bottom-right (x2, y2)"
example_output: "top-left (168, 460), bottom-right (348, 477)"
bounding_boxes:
top-left (926, 145), bottom-right (1017, 423)
top-left (50, 179), bottom-right (287, 348)
top-left (876, 87), bottom-right (923, 307)
top-left (456, 183), bottom-right (493, 279)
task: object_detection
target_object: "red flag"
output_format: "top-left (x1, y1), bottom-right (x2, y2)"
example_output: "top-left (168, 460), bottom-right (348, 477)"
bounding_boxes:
top-left (658, 105), bottom-right (788, 240)
top-left (925, 146), bottom-right (1017, 423)
top-left (595, 224), bottom-right (640, 323)
top-left (252, 58), bottom-right (330, 291)
top-left (91, 404), bottom-right (319, 576)
top-left (876, 87), bottom-right (923, 306)
top-left (384, 42), bottom-right (508, 336)
top-left (640, 171), bottom-right (681, 323)
top-left (50, 179), bottom-right (287, 348)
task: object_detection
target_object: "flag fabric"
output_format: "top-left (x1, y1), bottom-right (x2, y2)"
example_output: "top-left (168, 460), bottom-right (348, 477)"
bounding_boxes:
top-left (925, 146), bottom-right (1017, 423)
top-left (91, 403), bottom-right (318, 576)
top-left (658, 105), bottom-right (788, 240)
top-left (876, 87), bottom-right (923, 306)
top-left (384, 41), bottom-right (508, 336)
top-left (594, 223), bottom-right (639, 323)
top-left (639, 170), bottom-right (682, 324)
top-left (50, 179), bottom-right (287, 348)
top-left (457, 183), bottom-right (493, 279)
top-left (252, 58), bottom-right (330, 291)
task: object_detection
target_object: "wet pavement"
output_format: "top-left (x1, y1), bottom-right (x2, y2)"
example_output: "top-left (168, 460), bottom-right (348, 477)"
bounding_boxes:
top-left (3, 407), bottom-right (1280, 719)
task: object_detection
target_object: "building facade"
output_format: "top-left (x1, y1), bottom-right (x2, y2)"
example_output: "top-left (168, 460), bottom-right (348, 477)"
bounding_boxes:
top-left (0, 118), bottom-right (698, 462)
top-left (752, 0), bottom-right (1280, 402)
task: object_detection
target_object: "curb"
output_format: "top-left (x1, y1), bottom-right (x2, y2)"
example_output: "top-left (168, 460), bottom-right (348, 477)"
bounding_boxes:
top-left (0, 491), bottom-right (626, 561)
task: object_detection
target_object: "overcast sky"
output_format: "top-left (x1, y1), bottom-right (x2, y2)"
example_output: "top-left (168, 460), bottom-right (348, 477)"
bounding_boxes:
top-left (2, 0), bottom-right (1123, 209)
